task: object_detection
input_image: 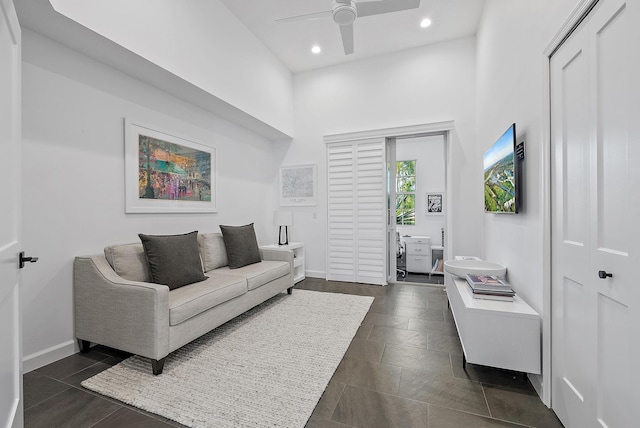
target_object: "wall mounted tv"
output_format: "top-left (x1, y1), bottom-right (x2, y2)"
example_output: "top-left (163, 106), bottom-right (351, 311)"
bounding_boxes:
top-left (483, 123), bottom-right (519, 213)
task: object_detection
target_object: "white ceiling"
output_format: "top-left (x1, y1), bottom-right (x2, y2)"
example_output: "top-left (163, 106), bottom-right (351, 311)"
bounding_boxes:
top-left (220, 0), bottom-right (486, 73)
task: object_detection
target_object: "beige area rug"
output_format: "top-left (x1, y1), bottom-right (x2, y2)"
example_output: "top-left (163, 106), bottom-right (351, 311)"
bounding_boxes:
top-left (82, 290), bottom-right (373, 428)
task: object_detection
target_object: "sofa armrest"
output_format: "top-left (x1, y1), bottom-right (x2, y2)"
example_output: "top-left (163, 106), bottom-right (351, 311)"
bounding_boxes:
top-left (74, 255), bottom-right (170, 360)
top-left (260, 248), bottom-right (295, 286)
top-left (260, 248), bottom-right (294, 266)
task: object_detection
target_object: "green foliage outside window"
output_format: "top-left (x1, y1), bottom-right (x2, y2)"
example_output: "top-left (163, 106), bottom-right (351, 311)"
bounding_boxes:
top-left (396, 160), bottom-right (416, 225)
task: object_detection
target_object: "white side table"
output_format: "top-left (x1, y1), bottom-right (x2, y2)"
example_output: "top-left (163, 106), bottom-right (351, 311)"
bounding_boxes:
top-left (260, 242), bottom-right (305, 284)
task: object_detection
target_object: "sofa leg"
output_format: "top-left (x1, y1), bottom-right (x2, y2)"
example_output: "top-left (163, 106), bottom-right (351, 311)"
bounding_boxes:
top-left (152, 358), bottom-right (166, 375)
top-left (78, 339), bottom-right (91, 353)
top-left (287, 287), bottom-right (293, 295)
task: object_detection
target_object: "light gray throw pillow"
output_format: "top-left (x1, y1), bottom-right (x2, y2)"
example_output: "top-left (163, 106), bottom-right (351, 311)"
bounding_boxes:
top-left (198, 233), bottom-right (228, 271)
top-left (104, 243), bottom-right (151, 282)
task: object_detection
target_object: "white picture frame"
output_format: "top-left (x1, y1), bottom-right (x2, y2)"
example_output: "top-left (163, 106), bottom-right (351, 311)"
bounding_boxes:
top-left (124, 118), bottom-right (217, 213)
top-left (426, 192), bottom-right (444, 215)
top-left (279, 164), bottom-right (317, 206)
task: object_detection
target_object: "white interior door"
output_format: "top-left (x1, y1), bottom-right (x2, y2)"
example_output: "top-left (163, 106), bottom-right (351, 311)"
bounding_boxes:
top-left (0, 0), bottom-right (22, 427)
top-left (551, 19), bottom-right (592, 428)
top-left (551, 0), bottom-right (639, 426)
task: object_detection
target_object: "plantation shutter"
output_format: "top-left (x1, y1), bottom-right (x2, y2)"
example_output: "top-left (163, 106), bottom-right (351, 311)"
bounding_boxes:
top-left (326, 138), bottom-right (386, 285)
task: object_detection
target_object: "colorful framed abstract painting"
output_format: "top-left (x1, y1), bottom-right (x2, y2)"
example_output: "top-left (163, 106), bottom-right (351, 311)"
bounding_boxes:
top-left (124, 118), bottom-right (217, 213)
top-left (279, 164), bottom-right (317, 206)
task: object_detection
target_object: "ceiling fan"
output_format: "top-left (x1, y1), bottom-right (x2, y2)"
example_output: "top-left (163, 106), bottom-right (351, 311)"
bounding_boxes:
top-left (276, 0), bottom-right (421, 55)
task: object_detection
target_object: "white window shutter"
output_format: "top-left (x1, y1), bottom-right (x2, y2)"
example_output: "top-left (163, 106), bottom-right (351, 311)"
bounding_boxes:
top-left (327, 139), bottom-right (386, 285)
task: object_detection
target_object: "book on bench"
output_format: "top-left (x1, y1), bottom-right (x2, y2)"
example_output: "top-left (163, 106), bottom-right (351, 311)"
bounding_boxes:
top-left (465, 274), bottom-right (515, 301)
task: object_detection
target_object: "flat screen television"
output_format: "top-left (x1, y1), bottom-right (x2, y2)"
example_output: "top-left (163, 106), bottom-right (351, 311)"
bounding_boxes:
top-left (483, 123), bottom-right (518, 213)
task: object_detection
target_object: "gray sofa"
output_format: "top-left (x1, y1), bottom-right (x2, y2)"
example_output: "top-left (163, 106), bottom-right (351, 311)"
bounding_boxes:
top-left (73, 232), bottom-right (294, 374)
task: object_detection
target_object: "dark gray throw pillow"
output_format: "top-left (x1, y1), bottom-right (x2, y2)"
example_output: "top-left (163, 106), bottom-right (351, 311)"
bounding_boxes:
top-left (138, 231), bottom-right (207, 290)
top-left (219, 223), bottom-right (262, 269)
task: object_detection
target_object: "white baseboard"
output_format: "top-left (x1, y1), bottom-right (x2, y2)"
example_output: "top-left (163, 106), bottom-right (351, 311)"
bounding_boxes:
top-left (23, 339), bottom-right (77, 374)
top-left (305, 270), bottom-right (325, 279)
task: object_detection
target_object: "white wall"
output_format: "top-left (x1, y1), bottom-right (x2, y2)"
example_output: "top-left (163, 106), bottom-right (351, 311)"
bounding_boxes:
top-left (48, 0), bottom-right (294, 136)
top-left (395, 135), bottom-right (446, 244)
top-left (476, 0), bottom-right (579, 314)
top-left (285, 37), bottom-right (479, 278)
top-left (476, 0), bottom-right (583, 401)
top-left (21, 30), bottom-right (280, 370)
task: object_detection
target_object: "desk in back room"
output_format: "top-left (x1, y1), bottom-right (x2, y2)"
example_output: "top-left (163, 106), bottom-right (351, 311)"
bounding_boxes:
top-left (403, 235), bottom-right (431, 273)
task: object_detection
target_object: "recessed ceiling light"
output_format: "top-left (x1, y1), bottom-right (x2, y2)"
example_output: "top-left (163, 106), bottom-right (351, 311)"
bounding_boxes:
top-left (420, 18), bottom-right (432, 28)
top-left (311, 45), bottom-right (322, 54)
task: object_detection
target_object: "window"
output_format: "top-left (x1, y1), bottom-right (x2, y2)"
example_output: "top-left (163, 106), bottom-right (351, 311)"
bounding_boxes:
top-left (396, 160), bottom-right (416, 225)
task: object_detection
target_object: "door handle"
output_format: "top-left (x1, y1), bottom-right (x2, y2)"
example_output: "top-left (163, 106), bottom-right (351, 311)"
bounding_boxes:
top-left (19, 251), bottom-right (39, 269)
top-left (598, 270), bottom-right (612, 279)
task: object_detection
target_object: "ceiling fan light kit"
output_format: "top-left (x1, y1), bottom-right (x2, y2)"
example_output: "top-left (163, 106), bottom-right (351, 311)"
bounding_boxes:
top-left (333, 1), bottom-right (357, 26)
top-left (277, 0), bottom-right (421, 55)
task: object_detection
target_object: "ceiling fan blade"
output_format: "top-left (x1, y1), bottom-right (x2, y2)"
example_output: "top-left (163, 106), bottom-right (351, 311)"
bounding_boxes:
top-left (275, 10), bottom-right (332, 24)
top-left (339, 23), bottom-right (354, 55)
top-left (356, 0), bottom-right (421, 18)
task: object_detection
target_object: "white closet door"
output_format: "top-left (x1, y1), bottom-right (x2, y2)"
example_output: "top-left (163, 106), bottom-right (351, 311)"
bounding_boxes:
top-left (551, 22), bottom-right (594, 428)
top-left (327, 138), bottom-right (386, 285)
top-left (550, 0), bottom-right (639, 426)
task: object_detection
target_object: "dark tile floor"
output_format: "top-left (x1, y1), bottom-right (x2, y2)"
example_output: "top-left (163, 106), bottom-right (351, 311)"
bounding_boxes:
top-left (24, 278), bottom-right (563, 428)
top-left (399, 272), bottom-right (445, 285)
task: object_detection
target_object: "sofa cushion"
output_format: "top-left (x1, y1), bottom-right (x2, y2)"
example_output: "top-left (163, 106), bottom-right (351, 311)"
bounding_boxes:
top-left (168, 273), bottom-right (247, 325)
top-left (217, 260), bottom-right (290, 291)
top-left (198, 233), bottom-right (228, 272)
top-left (139, 231), bottom-right (207, 290)
top-left (104, 243), bottom-right (151, 283)
top-left (219, 223), bottom-right (261, 269)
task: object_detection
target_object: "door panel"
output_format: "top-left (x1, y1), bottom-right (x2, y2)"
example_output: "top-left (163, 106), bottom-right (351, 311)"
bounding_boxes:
top-left (0, 0), bottom-right (21, 426)
top-left (596, 293), bottom-right (629, 428)
top-left (593, 1), bottom-right (629, 257)
top-left (356, 141), bottom-right (385, 285)
top-left (562, 48), bottom-right (589, 247)
top-left (551, 25), bottom-right (592, 427)
top-left (589, 2), bottom-right (633, 427)
top-left (386, 138), bottom-right (397, 282)
top-left (327, 144), bottom-right (356, 281)
top-left (561, 277), bottom-right (589, 399)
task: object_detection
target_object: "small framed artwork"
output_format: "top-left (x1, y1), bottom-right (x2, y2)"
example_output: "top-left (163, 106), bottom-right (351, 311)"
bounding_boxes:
top-left (124, 118), bottom-right (217, 213)
top-left (426, 192), bottom-right (444, 215)
top-left (280, 164), bottom-right (317, 206)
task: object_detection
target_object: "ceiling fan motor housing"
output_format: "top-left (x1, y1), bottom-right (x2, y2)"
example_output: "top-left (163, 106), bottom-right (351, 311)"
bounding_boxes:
top-left (333, 0), bottom-right (357, 26)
